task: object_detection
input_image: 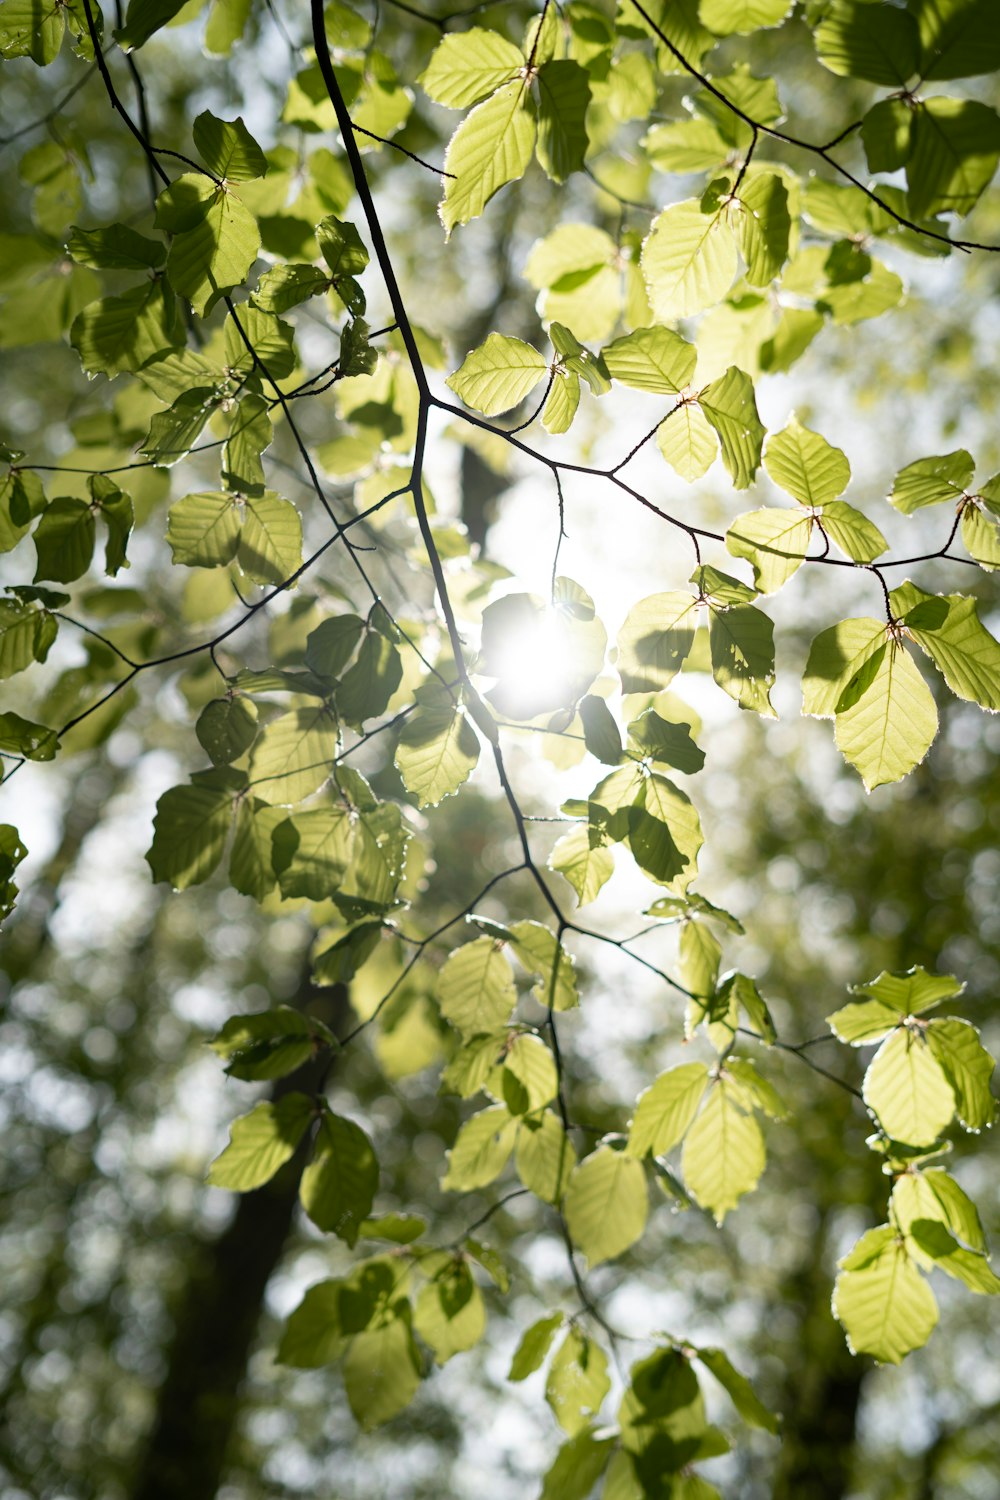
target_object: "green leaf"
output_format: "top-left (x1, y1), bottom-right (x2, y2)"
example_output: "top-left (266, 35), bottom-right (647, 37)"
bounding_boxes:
top-left (843, 967), bottom-right (963, 1031)
top-left (889, 450), bottom-right (973, 513)
top-left (889, 581), bottom-right (1000, 712)
top-left (440, 80), bottom-right (536, 235)
top-left (67, 222), bottom-right (165, 271)
top-left (141, 389), bottom-right (218, 467)
top-left (694, 1346), bottom-right (780, 1433)
top-left (204, 0), bottom-right (251, 53)
top-left (916, 0), bottom-right (1000, 80)
top-left (0, 711), bottom-right (59, 760)
top-left (238, 493), bottom-right (302, 586)
top-left (863, 1028), bottom-right (956, 1145)
top-left (503, 1034), bottom-right (558, 1114)
top-left (395, 701), bottom-right (479, 807)
top-left (699, 0), bottom-right (792, 33)
top-left (926, 1018), bottom-right (996, 1132)
top-left (535, 60), bottom-right (591, 183)
top-left (508, 1311), bottom-right (564, 1380)
top-left (628, 772), bottom-right (703, 891)
top-left (908, 1220), bottom-right (1000, 1294)
top-left (207, 1093), bottom-right (314, 1190)
top-left (0, 600), bottom-right (56, 678)
top-left (698, 367), bottom-right (765, 489)
top-left (166, 185), bottom-right (260, 315)
top-left (192, 111), bottom-right (267, 181)
top-left (644, 117), bottom-right (731, 174)
top-left (90, 476), bottom-right (133, 577)
top-left (735, 172), bottom-right (790, 286)
top-left (436, 936), bottom-right (517, 1038)
top-left (833, 640), bottom-right (938, 790)
top-left (724, 1058), bottom-right (786, 1119)
top-left (414, 1260), bottom-right (486, 1364)
top-left (625, 0), bottom-right (717, 69)
top-left (833, 1225), bottom-right (939, 1363)
top-left (0, 824), bottom-right (27, 927)
top-left (306, 613), bottom-right (366, 678)
top-left (516, 1110), bottom-right (577, 1203)
top-left (717, 971), bottom-right (776, 1044)
top-left (579, 695), bottom-right (623, 765)
top-left (548, 825), bottom-right (615, 907)
top-left (419, 27), bottom-right (524, 108)
top-left (546, 1327), bottom-right (611, 1436)
top-left (224, 303), bottom-right (297, 378)
top-left (300, 1109), bottom-right (379, 1245)
top-left (442, 1105), bottom-right (518, 1190)
top-left (618, 1344), bottom-right (714, 1477)
top-left (642, 200), bottom-right (738, 320)
top-left (115, 0), bottom-right (188, 49)
top-left (360, 1213), bottom-right (426, 1245)
top-left (627, 709), bottom-right (705, 774)
top-left (196, 695), bottom-right (259, 766)
top-left (311, 920), bottom-right (383, 986)
top-left (210, 1005), bottom-right (335, 1081)
top-left (862, 98), bottom-right (915, 174)
top-left (542, 369), bottom-right (581, 434)
top-left (764, 416), bottom-right (850, 505)
top-left (33, 497), bottom-right (95, 584)
top-left (0, 0), bottom-right (68, 62)
top-left (343, 1314), bottom-right (422, 1429)
top-left (907, 98), bottom-right (1000, 218)
top-left (603, 326), bottom-right (697, 394)
top-left (891, 1167), bottom-right (986, 1254)
top-left (564, 1144), bottom-right (648, 1266)
top-left (252, 262), bottom-right (330, 313)
top-left (550, 322), bottom-right (611, 395)
top-left (814, 0), bottom-right (920, 84)
top-left (617, 592), bottom-right (701, 694)
top-left (277, 1278), bottom-right (349, 1367)
top-left (146, 772), bottom-right (239, 889)
top-left (960, 503), bottom-right (1000, 570)
top-left (801, 617), bottom-right (887, 717)
top-left (680, 920), bottom-right (721, 999)
top-left (817, 501), bottom-right (888, 563)
top-left (447, 332), bottom-right (548, 415)
top-left (271, 804), bottom-right (354, 898)
top-left (657, 400), bottom-right (719, 481)
top-left (508, 919), bottom-right (579, 1012)
top-left (725, 507), bottom-right (812, 595)
top-left (167, 491), bottom-right (241, 568)
top-left (249, 705), bottom-right (338, 805)
top-left (627, 1062), bottom-right (710, 1159)
top-left (440, 1034), bottom-right (503, 1099)
top-left (229, 798), bottom-right (283, 901)
top-left (540, 1429), bottom-right (616, 1500)
top-left (314, 218), bottom-right (368, 288)
top-left (694, 566), bottom-right (757, 607)
top-left (708, 603), bottom-right (776, 717)
top-left (681, 1079), bottom-right (766, 1222)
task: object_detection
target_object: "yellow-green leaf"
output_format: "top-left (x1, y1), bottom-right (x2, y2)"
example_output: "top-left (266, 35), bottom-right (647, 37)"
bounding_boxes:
top-left (681, 1079), bottom-right (766, 1222)
top-left (564, 1145), bottom-right (648, 1266)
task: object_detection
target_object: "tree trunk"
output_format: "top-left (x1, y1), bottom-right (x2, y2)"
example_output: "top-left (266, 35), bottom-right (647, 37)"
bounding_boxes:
top-left (129, 975), bottom-right (349, 1500)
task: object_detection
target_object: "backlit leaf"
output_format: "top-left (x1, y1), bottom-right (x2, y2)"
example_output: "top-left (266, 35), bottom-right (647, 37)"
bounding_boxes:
top-left (440, 80), bottom-right (536, 235)
top-left (681, 1079), bottom-right (766, 1222)
top-left (564, 1145), bottom-right (648, 1265)
top-left (863, 1027), bottom-right (956, 1145)
top-left (642, 199), bottom-right (738, 320)
top-left (833, 1225), bottom-right (938, 1363)
top-left (208, 1092), bottom-right (314, 1190)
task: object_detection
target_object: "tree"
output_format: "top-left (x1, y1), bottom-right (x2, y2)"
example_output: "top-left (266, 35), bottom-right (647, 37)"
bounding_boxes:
top-left (1, 0), bottom-right (999, 1495)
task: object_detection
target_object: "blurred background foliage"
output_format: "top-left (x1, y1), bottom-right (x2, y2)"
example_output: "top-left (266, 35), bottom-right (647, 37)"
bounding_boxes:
top-left (1, 0), bottom-right (999, 1496)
